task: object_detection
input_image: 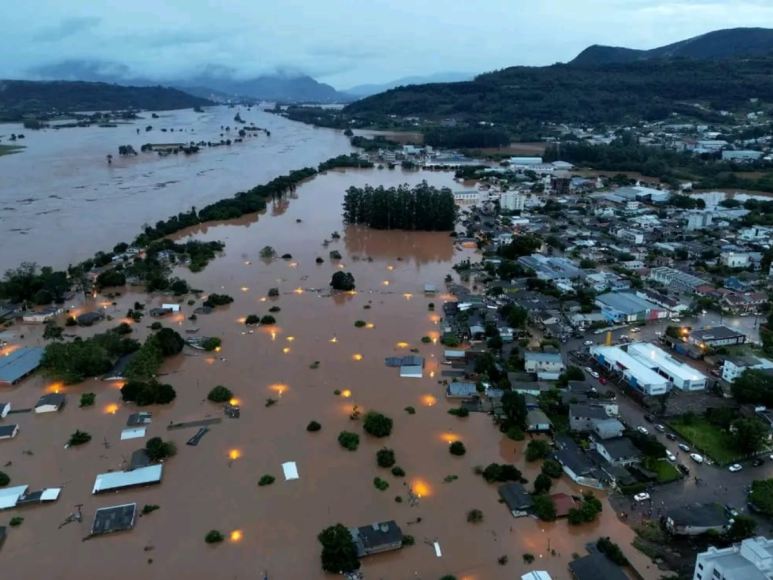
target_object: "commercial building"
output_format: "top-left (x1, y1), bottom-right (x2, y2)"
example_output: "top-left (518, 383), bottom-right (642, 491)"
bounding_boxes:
top-left (627, 342), bottom-right (708, 391)
top-left (722, 356), bottom-right (773, 383)
top-left (686, 211), bottom-right (714, 231)
top-left (21, 306), bottom-right (63, 324)
top-left (501, 191), bottom-right (526, 211)
top-left (0, 347), bottom-right (44, 387)
top-left (509, 156), bottom-right (543, 166)
top-left (722, 150), bottom-right (763, 162)
top-left (454, 191), bottom-right (482, 206)
top-left (693, 536), bottom-right (773, 580)
top-left (595, 292), bottom-right (668, 324)
top-left (720, 252), bottom-right (752, 268)
top-left (518, 254), bottom-right (585, 282)
top-left (524, 351), bottom-right (565, 374)
top-left (590, 345), bottom-right (669, 395)
top-left (649, 267), bottom-right (709, 292)
top-left (688, 326), bottom-right (747, 348)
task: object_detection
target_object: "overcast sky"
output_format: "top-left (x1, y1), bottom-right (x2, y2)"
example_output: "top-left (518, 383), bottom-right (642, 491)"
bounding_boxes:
top-left (2, 0), bottom-right (772, 89)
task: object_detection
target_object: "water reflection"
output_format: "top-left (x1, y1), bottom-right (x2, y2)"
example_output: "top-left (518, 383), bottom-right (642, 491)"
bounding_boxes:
top-left (343, 225), bottom-right (455, 264)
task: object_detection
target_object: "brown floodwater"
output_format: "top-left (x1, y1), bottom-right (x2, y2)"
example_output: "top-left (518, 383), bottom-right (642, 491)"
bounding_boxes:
top-left (0, 106), bottom-right (354, 271)
top-left (0, 169), bottom-right (661, 580)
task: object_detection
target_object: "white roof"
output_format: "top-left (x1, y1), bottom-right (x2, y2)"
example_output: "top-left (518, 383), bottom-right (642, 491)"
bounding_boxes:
top-left (161, 303), bottom-right (181, 311)
top-left (591, 346), bottom-right (668, 387)
top-left (120, 427), bottom-right (147, 440)
top-left (282, 461), bottom-right (299, 481)
top-left (93, 465), bottom-right (163, 494)
top-left (522, 573), bottom-right (553, 580)
top-left (627, 342), bottom-right (707, 382)
top-left (400, 365), bottom-right (423, 378)
top-left (40, 488), bottom-right (61, 501)
top-left (0, 485), bottom-right (28, 509)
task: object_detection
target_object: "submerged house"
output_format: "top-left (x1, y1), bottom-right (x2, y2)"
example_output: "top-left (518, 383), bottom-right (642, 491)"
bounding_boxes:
top-left (0, 347), bottom-right (44, 387)
top-left (498, 483), bottom-right (534, 517)
top-left (348, 521), bottom-right (404, 558)
top-left (35, 393), bottom-right (65, 414)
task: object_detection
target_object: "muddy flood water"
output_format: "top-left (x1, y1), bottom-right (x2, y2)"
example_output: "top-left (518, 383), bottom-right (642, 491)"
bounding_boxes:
top-left (0, 106), bottom-right (353, 270)
top-left (0, 166), bottom-right (662, 580)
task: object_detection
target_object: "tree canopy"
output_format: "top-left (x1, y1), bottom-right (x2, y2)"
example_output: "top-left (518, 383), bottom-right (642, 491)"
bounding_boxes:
top-left (732, 369), bottom-right (773, 407)
top-left (318, 524), bottom-right (360, 573)
top-left (330, 271), bottom-right (356, 291)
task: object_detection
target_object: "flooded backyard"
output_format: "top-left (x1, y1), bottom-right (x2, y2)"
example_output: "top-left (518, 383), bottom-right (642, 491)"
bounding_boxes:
top-left (0, 166), bottom-right (661, 580)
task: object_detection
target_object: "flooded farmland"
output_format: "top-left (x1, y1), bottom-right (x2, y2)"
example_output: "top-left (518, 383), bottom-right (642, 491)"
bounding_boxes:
top-left (0, 106), bottom-right (353, 270)
top-left (0, 164), bottom-right (661, 580)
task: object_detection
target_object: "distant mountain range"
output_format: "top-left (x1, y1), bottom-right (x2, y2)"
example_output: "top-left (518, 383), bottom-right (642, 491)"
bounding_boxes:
top-left (344, 27), bottom-right (773, 127)
top-left (28, 60), bottom-right (349, 103)
top-left (0, 79), bottom-right (212, 121)
top-left (570, 27), bottom-right (773, 66)
top-left (344, 72), bottom-right (474, 97)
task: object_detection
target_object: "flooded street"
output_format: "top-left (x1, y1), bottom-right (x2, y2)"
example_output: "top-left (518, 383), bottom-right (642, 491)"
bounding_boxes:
top-left (0, 162), bottom-right (660, 580)
top-left (0, 106), bottom-right (353, 270)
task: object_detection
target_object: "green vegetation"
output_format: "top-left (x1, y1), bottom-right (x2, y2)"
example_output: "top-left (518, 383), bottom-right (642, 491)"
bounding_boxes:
top-left (533, 473), bottom-right (552, 494)
top-left (265, 397), bottom-right (278, 407)
top-left (449, 441), bottom-right (466, 456)
top-left (391, 466), bottom-right (405, 477)
top-left (0, 471), bottom-right (9, 487)
top-left (203, 293), bottom-right (233, 308)
top-left (338, 431), bottom-right (360, 451)
top-left (141, 505), bottom-right (160, 515)
top-left (373, 477), bottom-right (389, 491)
top-left (350, 135), bottom-right (401, 151)
top-left (150, 321), bottom-right (163, 331)
top-left (643, 458), bottom-right (681, 483)
top-left (749, 479), bottom-right (773, 515)
top-left (506, 426), bottom-right (525, 441)
top-left (95, 269), bottom-right (126, 289)
top-left (376, 448), bottom-right (396, 468)
top-left (523, 553), bottom-right (535, 564)
top-left (145, 437), bottom-right (176, 461)
top-left (307, 421), bottom-right (322, 432)
top-left (207, 385), bottom-right (233, 403)
top-left (567, 493), bottom-right (603, 525)
top-left (363, 411), bottom-right (393, 437)
top-left (202, 337), bottom-right (222, 351)
top-left (318, 155), bottom-right (374, 172)
top-left (403, 534), bottom-right (415, 546)
top-left (318, 524), bottom-right (360, 573)
top-left (532, 494), bottom-right (557, 521)
top-left (79, 393), bottom-right (96, 407)
top-left (421, 336), bottom-right (431, 343)
top-left (404, 406), bottom-right (416, 415)
top-left (466, 508), bottom-right (484, 523)
top-left (481, 463), bottom-right (523, 484)
top-left (329, 250), bottom-right (342, 260)
top-left (258, 475), bottom-right (276, 487)
top-left (9, 517), bottom-right (23, 527)
top-left (245, 314), bottom-right (260, 325)
top-left (342, 182), bottom-right (457, 231)
top-left (525, 440), bottom-right (551, 462)
top-left (260, 315), bottom-right (276, 325)
top-left (541, 458), bottom-right (563, 478)
top-left (121, 380), bottom-right (177, 406)
top-left (354, 320), bottom-right (367, 328)
top-left (727, 515), bottom-right (758, 542)
top-left (68, 430), bottom-right (92, 446)
top-left (330, 271), bottom-right (356, 291)
top-left (448, 407), bottom-right (469, 418)
top-left (670, 415), bottom-right (744, 464)
top-left (732, 369), bottom-right (773, 407)
top-left (597, 537), bottom-right (629, 566)
top-left (205, 530), bottom-right (224, 544)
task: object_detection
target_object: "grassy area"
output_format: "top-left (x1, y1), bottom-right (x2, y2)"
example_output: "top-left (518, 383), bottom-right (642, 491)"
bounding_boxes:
top-left (644, 458), bottom-right (681, 484)
top-left (0, 144), bottom-right (24, 157)
top-left (668, 416), bottom-right (740, 465)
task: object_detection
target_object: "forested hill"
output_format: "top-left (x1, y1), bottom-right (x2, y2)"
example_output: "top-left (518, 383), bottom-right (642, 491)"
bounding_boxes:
top-left (0, 80), bottom-right (213, 121)
top-left (570, 27), bottom-right (773, 66)
top-left (343, 57), bottom-right (773, 125)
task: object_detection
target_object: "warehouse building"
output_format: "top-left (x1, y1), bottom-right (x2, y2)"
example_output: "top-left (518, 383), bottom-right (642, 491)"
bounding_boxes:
top-left (591, 345), bottom-right (669, 396)
top-left (648, 267), bottom-right (709, 292)
top-left (595, 293), bottom-right (668, 324)
top-left (627, 342), bottom-right (707, 391)
top-left (0, 347), bottom-right (44, 387)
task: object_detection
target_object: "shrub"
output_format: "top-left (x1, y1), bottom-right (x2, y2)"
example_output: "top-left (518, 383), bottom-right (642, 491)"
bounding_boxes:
top-left (245, 314), bottom-right (260, 325)
top-left (281, 254), bottom-right (292, 260)
top-left (403, 534), bottom-right (415, 546)
top-left (506, 426), bottom-right (525, 441)
top-left (260, 315), bottom-right (276, 325)
top-left (481, 463), bottom-right (522, 483)
top-left (307, 421), bottom-right (321, 432)
top-left (68, 430), bottom-right (92, 446)
top-left (150, 321), bottom-right (163, 330)
top-left (79, 393), bottom-right (96, 407)
top-left (373, 477), bottom-right (389, 491)
top-left (449, 441), bottom-right (466, 456)
top-left (448, 407), bottom-right (469, 417)
top-left (260, 246), bottom-right (277, 258)
top-left (207, 385), bottom-right (233, 403)
top-left (316, 257), bottom-right (324, 264)
top-left (338, 431), bottom-right (360, 451)
top-left (142, 505), bottom-right (160, 515)
top-left (467, 509), bottom-right (483, 523)
top-left (525, 440), bottom-right (551, 462)
top-left (377, 448), bottom-right (396, 467)
top-left (202, 337), bottom-right (221, 351)
top-left (534, 473), bottom-right (552, 494)
top-left (10, 517), bottom-right (23, 527)
top-left (497, 555), bottom-right (508, 565)
top-left (329, 250), bottom-right (342, 260)
top-left (404, 406), bottom-right (416, 414)
top-left (541, 458), bottom-right (563, 478)
top-left (203, 293), bottom-right (233, 307)
top-left (0, 471), bottom-right (9, 487)
top-left (121, 380), bottom-right (177, 405)
top-left (567, 508), bottom-right (584, 525)
top-left (113, 322), bottom-right (133, 335)
top-left (354, 320), bottom-right (367, 328)
top-left (532, 494), bottom-right (557, 521)
top-left (146, 437), bottom-right (176, 461)
top-left (523, 553), bottom-right (535, 564)
top-left (421, 336), bottom-right (431, 343)
top-left (444, 335), bottom-right (460, 347)
top-left (391, 466), bottom-right (406, 477)
top-left (428, 303), bottom-right (435, 310)
top-left (268, 288), bottom-right (279, 297)
top-left (268, 306), bottom-right (281, 313)
top-left (205, 530), bottom-right (224, 544)
top-left (395, 496), bottom-right (403, 503)
top-left (363, 411), bottom-right (393, 437)
top-left (440, 576), bottom-right (457, 580)
top-left (265, 397), bottom-right (277, 407)
top-left (597, 537), bottom-right (629, 566)
top-left (65, 316), bottom-right (77, 326)
top-left (258, 475), bottom-right (276, 486)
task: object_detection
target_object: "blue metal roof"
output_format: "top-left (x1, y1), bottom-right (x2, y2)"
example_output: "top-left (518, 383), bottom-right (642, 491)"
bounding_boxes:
top-left (0, 347), bottom-right (44, 384)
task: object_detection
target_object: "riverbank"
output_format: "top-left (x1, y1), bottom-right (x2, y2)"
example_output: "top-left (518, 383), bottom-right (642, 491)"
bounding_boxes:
top-left (0, 144), bottom-right (24, 156)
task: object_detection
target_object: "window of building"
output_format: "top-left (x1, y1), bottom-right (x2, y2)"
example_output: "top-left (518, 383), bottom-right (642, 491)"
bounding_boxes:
top-left (698, 564), bottom-right (704, 570)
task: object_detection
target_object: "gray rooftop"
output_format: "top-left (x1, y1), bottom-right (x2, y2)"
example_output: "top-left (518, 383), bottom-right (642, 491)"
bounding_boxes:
top-left (667, 502), bottom-right (728, 527)
top-left (690, 326), bottom-right (746, 341)
top-left (90, 503), bottom-right (137, 535)
top-left (523, 351), bottom-right (563, 362)
top-left (597, 436), bottom-right (641, 460)
top-left (349, 521), bottom-right (403, 558)
top-left (498, 482), bottom-right (534, 511)
top-left (570, 403), bottom-right (609, 420)
top-left (36, 392), bottom-right (65, 408)
top-left (569, 554), bottom-right (628, 580)
top-left (596, 292), bottom-right (656, 315)
top-left (447, 382), bottom-right (478, 398)
top-left (0, 347), bottom-right (44, 385)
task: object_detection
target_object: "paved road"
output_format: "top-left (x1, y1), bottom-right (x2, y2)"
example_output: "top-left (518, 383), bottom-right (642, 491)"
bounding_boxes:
top-left (557, 316), bottom-right (773, 528)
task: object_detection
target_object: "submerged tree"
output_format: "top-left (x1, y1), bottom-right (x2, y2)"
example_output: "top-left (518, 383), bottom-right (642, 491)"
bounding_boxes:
top-left (330, 271), bottom-right (356, 291)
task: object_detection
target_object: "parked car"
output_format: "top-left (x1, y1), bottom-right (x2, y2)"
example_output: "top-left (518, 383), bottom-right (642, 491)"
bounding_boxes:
top-left (725, 504), bottom-right (739, 517)
top-left (589, 370), bottom-right (599, 379)
top-left (729, 464), bottom-right (743, 473)
top-left (666, 450), bottom-right (676, 461)
top-left (666, 433), bottom-right (677, 441)
top-left (583, 340), bottom-right (594, 346)
top-left (655, 331), bottom-right (663, 336)
top-left (655, 424), bottom-right (666, 433)
top-left (637, 426), bottom-right (649, 435)
top-left (690, 453), bottom-right (704, 463)
top-left (599, 377), bottom-right (607, 385)
top-left (631, 328), bottom-right (641, 333)
top-left (644, 414), bottom-right (654, 423)
top-left (752, 458), bottom-right (765, 467)
top-left (671, 318), bottom-right (682, 323)
top-left (633, 493), bottom-right (650, 502)
top-left (678, 443), bottom-right (690, 452)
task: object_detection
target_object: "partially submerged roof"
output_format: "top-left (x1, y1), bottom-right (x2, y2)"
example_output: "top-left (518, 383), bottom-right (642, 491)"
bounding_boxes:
top-left (282, 461), bottom-right (299, 480)
top-left (446, 382), bottom-right (478, 397)
top-left (36, 393), bottom-right (65, 408)
top-left (0, 347), bottom-right (44, 384)
top-left (127, 412), bottom-right (152, 427)
top-left (103, 352), bottom-right (138, 381)
top-left (129, 449), bottom-right (150, 471)
top-left (91, 503), bottom-right (137, 536)
top-left (498, 482), bottom-right (534, 511)
top-left (349, 521), bottom-right (403, 558)
top-left (569, 554), bottom-right (628, 580)
top-left (549, 492), bottom-right (578, 517)
top-left (93, 465), bottom-right (163, 494)
top-left (399, 365), bottom-right (423, 378)
top-left (667, 502), bottom-right (728, 527)
top-left (0, 485), bottom-right (28, 510)
top-left (16, 488), bottom-right (61, 506)
top-left (120, 427), bottom-right (146, 441)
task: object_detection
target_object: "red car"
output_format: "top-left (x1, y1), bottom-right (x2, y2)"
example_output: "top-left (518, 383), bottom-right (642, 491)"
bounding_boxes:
top-left (598, 377), bottom-right (607, 385)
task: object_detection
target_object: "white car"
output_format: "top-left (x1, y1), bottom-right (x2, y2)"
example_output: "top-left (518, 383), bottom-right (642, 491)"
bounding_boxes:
top-left (633, 493), bottom-right (650, 502)
top-left (630, 328), bottom-right (641, 333)
top-left (583, 340), bottom-right (594, 346)
top-left (690, 453), bottom-right (704, 463)
top-left (728, 464), bottom-right (743, 473)
top-left (671, 318), bottom-right (682, 323)
top-left (637, 426), bottom-right (649, 435)
top-left (655, 424), bottom-right (666, 433)
top-left (678, 443), bottom-right (691, 452)
top-left (655, 331), bottom-right (662, 336)
top-left (589, 370), bottom-right (599, 379)
top-left (666, 450), bottom-right (676, 461)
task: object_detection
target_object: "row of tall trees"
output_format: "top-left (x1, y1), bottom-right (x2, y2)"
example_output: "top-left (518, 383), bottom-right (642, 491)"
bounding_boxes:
top-left (342, 181), bottom-right (457, 231)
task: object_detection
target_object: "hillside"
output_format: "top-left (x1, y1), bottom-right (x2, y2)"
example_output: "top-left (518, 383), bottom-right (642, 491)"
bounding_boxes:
top-left (344, 56), bottom-right (773, 126)
top-left (345, 72), bottom-right (473, 98)
top-left (571, 27), bottom-right (773, 66)
top-left (0, 80), bottom-right (212, 121)
top-left (205, 74), bottom-right (346, 102)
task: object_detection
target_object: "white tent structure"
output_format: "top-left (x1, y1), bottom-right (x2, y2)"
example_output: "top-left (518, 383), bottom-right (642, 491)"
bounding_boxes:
top-left (282, 462), bottom-right (299, 481)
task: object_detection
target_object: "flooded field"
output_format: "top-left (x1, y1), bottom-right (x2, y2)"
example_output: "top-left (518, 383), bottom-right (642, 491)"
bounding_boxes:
top-left (0, 168), bottom-right (660, 580)
top-left (0, 106), bottom-right (353, 270)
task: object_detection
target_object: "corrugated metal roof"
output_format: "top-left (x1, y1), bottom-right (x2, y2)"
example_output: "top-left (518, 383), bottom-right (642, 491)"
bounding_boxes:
top-left (0, 485), bottom-right (28, 510)
top-left (399, 365), bottom-right (423, 378)
top-left (92, 465), bottom-right (163, 494)
top-left (0, 347), bottom-right (44, 384)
